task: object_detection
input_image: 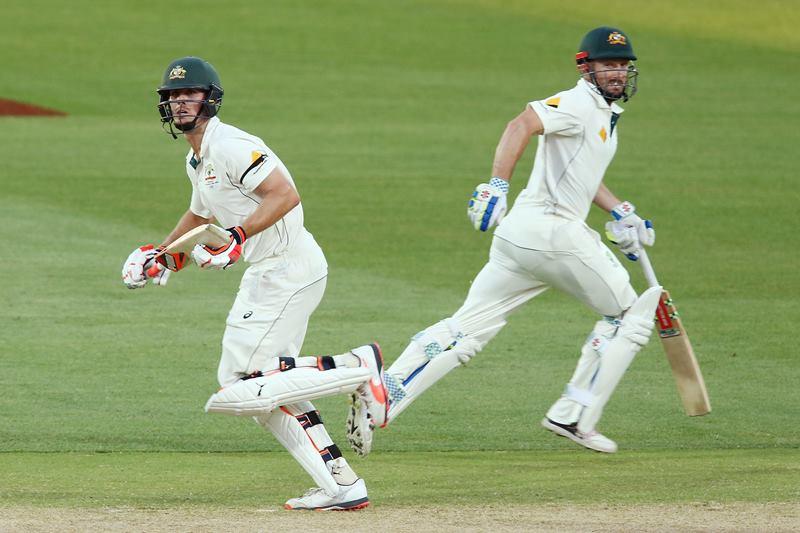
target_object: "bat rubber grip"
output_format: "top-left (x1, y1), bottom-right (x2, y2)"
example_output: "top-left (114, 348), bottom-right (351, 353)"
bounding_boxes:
top-left (146, 264), bottom-right (162, 278)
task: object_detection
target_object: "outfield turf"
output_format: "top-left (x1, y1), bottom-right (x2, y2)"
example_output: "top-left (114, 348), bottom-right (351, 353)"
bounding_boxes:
top-left (2, 0), bottom-right (798, 520)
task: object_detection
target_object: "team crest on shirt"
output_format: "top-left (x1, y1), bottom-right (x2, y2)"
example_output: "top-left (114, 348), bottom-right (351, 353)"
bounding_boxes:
top-left (203, 162), bottom-right (218, 188)
top-left (599, 126), bottom-right (607, 142)
top-left (607, 32), bottom-right (626, 46)
top-left (168, 65), bottom-right (187, 80)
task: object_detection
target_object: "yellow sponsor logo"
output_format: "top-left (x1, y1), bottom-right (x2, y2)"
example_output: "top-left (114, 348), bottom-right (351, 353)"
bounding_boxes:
top-left (251, 151), bottom-right (265, 162)
top-left (599, 127), bottom-right (607, 142)
top-left (545, 97), bottom-right (561, 108)
top-left (168, 66), bottom-right (187, 80)
top-left (607, 32), bottom-right (627, 46)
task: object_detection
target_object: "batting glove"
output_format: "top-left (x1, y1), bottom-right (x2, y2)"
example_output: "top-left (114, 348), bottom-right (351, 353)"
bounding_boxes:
top-left (191, 226), bottom-right (246, 270)
top-left (605, 221), bottom-right (641, 261)
top-left (467, 177), bottom-right (509, 232)
top-left (122, 244), bottom-right (170, 288)
top-left (146, 262), bottom-right (172, 286)
top-left (605, 201), bottom-right (655, 261)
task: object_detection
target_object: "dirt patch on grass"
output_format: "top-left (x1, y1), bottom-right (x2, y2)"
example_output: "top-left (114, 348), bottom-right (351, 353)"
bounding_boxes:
top-left (0, 99), bottom-right (66, 116)
top-left (1, 503), bottom-right (798, 532)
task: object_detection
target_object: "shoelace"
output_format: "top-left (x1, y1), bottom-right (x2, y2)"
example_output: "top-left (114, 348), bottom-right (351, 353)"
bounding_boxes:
top-left (301, 487), bottom-right (326, 498)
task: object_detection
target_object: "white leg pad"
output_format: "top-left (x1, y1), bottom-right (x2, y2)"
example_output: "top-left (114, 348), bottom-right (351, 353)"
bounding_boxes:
top-left (254, 404), bottom-right (339, 495)
top-left (546, 319), bottom-right (616, 422)
top-left (205, 366), bottom-right (371, 416)
top-left (385, 318), bottom-right (494, 423)
top-left (386, 349), bottom-right (462, 422)
top-left (577, 285), bottom-right (661, 433)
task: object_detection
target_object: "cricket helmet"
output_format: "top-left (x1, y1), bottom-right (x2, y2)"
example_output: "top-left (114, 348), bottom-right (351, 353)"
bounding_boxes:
top-left (157, 56), bottom-right (224, 136)
top-left (575, 27), bottom-right (638, 102)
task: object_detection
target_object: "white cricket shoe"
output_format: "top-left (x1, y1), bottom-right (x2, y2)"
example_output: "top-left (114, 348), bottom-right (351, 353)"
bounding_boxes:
top-left (284, 478), bottom-right (369, 511)
top-left (541, 417), bottom-right (618, 454)
top-left (346, 344), bottom-right (389, 457)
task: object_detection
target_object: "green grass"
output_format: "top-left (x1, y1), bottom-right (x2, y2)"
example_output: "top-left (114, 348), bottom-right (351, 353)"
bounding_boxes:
top-left (2, 0), bottom-right (798, 510)
top-left (2, 450), bottom-right (798, 508)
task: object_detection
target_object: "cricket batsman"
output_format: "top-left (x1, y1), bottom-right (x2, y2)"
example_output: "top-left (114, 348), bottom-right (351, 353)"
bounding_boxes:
top-left (347, 27), bottom-right (661, 455)
top-left (121, 57), bottom-right (388, 510)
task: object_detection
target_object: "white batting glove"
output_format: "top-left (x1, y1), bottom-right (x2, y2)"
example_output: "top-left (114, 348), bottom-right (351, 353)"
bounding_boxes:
top-left (605, 221), bottom-right (640, 261)
top-left (147, 262), bottom-right (172, 286)
top-left (467, 177), bottom-right (509, 232)
top-left (611, 201), bottom-right (655, 246)
top-left (191, 226), bottom-right (246, 270)
top-left (605, 201), bottom-right (655, 261)
top-left (122, 245), bottom-right (158, 289)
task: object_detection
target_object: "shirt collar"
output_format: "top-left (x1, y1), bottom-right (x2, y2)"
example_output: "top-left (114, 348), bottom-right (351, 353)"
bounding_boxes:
top-left (577, 78), bottom-right (625, 114)
top-left (199, 116), bottom-right (222, 158)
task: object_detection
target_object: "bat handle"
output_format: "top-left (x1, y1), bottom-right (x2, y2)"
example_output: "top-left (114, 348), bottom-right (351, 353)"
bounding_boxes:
top-left (146, 264), bottom-right (162, 278)
top-left (637, 248), bottom-right (660, 288)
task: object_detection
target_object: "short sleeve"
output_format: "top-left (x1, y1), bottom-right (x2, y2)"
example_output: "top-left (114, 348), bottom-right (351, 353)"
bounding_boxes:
top-left (529, 95), bottom-right (583, 136)
top-left (222, 141), bottom-right (279, 193)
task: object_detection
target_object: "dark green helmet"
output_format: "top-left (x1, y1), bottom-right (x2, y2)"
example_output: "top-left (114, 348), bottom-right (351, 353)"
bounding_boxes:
top-left (575, 27), bottom-right (638, 102)
top-left (576, 26), bottom-right (637, 61)
top-left (157, 56), bottom-right (224, 136)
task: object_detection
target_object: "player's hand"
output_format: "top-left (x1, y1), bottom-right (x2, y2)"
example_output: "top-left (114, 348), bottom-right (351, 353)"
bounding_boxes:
top-left (191, 226), bottom-right (246, 270)
top-left (146, 262), bottom-right (172, 286)
top-left (611, 201), bottom-right (655, 247)
top-left (467, 177), bottom-right (509, 232)
top-left (605, 221), bottom-right (641, 261)
top-left (122, 244), bottom-right (169, 288)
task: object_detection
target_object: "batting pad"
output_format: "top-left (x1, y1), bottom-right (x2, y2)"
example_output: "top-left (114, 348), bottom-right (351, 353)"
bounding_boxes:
top-left (205, 367), bottom-right (371, 416)
top-left (254, 404), bottom-right (340, 495)
top-left (577, 285), bottom-right (662, 433)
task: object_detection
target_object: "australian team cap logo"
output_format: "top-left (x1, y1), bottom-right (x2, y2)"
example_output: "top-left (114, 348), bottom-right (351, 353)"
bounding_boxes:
top-left (168, 65), bottom-right (187, 80)
top-left (607, 31), bottom-right (627, 45)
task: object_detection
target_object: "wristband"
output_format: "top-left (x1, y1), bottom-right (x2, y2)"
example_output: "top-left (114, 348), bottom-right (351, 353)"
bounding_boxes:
top-left (489, 177), bottom-right (509, 194)
top-left (611, 201), bottom-right (636, 220)
top-left (227, 226), bottom-right (247, 245)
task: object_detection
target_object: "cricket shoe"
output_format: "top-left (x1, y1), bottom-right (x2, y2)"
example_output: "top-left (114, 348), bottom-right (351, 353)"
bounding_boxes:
top-left (346, 392), bottom-right (373, 457)
top-left (345, 344), bottom-right (389, 457)
top-left (284, 478), bottom-right (369, 511)
top-left (541, 417), bottom-right (618, 454)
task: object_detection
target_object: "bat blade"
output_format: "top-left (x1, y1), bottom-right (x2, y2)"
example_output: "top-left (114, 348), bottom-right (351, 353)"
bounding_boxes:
top-left (655, 290), bottom-right (711, 416)
top-left (160, 224), bottom-right (231, 255)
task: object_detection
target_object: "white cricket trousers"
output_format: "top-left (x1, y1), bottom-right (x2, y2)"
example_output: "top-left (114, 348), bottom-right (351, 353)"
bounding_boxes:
top-left (217, 233), bottom-right (328, 388)
top-left (214, 233), bottom-right (352, 495)
top-left (443, 217), bottom-right (636, 354)
top-left (388, 216), bottom-right (639, 422)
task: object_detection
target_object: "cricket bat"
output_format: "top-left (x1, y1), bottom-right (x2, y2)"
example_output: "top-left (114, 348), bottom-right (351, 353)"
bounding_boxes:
top-left (638, 249), bottom-right (711, 416)
top-left (148, 224), bottom-right (231, 273)
top-left (160, 224), bottom-right (231, 255)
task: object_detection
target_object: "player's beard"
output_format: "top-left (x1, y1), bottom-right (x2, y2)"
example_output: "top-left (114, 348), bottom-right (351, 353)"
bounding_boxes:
top-left (173, 113), bottom-right (202, 132)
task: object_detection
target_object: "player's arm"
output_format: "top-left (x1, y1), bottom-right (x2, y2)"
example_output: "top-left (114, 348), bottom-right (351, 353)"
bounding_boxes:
top-left (239, 167), bottom-right (300, 238)
top-left (596, 181), bottom-right (655, 261)
top-left (159, 209), bottom-right (212, 248)
top-left (190, 167), bottom-right (299, 271)
top-left (593, 181), bottom-right (622, 212)
top-left (121, 209), bottom-right (211, 288)
top-left (468, 106), bottom-right (544, 232)
top-left (491, 105), bottom-right (545, 182)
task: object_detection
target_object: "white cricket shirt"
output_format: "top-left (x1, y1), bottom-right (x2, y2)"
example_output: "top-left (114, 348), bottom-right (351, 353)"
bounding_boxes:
top-left (508, 78), bottom-right (624, 222)
top-left (185, 117), bottom-right (308, 265)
